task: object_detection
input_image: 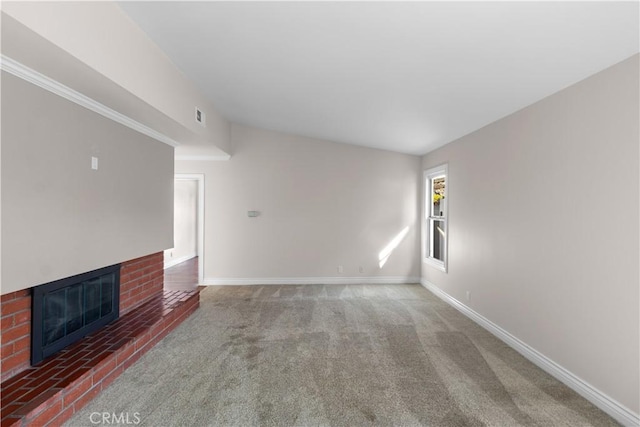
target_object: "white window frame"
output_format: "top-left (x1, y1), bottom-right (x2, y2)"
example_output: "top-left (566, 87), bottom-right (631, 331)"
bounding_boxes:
top-left (423, 164), bottom-right (448, 272)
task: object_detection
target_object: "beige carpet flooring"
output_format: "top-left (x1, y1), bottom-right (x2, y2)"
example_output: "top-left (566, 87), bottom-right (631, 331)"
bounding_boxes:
top-left (66, 284), bottom-right (618, 426)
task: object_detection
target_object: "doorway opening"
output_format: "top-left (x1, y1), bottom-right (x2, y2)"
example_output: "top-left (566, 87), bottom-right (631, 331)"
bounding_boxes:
top-left (164, 174), bottom-right (204, 290)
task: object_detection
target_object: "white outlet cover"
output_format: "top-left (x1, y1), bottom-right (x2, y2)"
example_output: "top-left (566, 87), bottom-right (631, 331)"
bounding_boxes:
top-left (91, 156), bottom-right (98, 170)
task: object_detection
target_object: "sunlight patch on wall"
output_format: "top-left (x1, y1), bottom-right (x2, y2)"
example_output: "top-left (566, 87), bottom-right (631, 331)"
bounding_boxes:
top-left (378, 226), bottom-right (410, 268)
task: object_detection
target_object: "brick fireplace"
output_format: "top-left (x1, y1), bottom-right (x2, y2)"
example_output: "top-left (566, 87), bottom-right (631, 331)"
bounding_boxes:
top-left (0, 252), bottom-right (200, 426)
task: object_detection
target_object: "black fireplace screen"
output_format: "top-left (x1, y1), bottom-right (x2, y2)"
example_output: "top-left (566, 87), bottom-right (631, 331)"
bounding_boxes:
top-left (31, 264), bottom-right (120, 364)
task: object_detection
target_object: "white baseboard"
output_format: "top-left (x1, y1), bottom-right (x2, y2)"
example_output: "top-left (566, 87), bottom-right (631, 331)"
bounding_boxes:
top-left (420, 279), bottom-right (639, 427)
top-left (202, 276), bottom-right (421, 286)
top-left (164, 253), bottom-right (197, 269)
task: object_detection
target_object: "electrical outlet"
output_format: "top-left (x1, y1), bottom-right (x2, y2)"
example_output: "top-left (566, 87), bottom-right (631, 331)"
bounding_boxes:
top-left (337, 265), bottom-right (344, 273)
top-left (359, 266), bottom-right (364, 273)
top-left (466, 291), bottom-right (471, 301)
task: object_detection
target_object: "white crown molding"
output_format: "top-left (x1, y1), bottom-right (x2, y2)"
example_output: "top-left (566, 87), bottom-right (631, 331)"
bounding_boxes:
top-left (0, 55), bottom-right (180, 147)
top-left (203, 276), bottom-right (421, 286)
top-left (175, 155), bottom-right (231, 161)
top-left (420, 279), bottom-right (639, 427)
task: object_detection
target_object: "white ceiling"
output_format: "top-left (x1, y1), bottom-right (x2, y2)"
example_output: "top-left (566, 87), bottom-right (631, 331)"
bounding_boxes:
top-left (120, 1), bottom-right (639, 156)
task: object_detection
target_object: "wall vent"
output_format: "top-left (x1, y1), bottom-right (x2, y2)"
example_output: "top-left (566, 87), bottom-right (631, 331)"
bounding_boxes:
top-left (195, 107), bottom-right (206, 127)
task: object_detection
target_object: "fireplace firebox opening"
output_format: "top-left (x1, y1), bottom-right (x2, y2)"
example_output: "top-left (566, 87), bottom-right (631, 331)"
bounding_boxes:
top-left (31, 264), bottom-right (120, 364)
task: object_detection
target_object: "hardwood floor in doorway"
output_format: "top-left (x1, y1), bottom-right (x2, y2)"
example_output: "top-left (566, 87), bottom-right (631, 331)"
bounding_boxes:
top-left (164, 257), bottom-right (199, 291)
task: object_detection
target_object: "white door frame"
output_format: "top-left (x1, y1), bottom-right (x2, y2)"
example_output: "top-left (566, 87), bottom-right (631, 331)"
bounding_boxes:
top-left (174, 173), bottom-right (205, 284)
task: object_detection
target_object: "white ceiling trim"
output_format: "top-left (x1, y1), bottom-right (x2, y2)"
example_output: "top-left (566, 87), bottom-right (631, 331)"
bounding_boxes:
top-left (175, 155), bottom-right (231, 161)
top-left (0, 55), bottom-right (180, 148)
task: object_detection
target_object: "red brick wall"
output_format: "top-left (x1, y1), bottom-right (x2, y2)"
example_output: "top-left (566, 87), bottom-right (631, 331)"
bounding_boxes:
top-left (1, 290), bottom-right (31, 379)
top-left (119, 252), bottom-right (164, 315)
top-left (0, 252), bottom-right (164, 380)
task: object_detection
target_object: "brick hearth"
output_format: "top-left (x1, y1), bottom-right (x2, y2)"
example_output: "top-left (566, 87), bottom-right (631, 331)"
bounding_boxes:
top-left (0, 253), bottom-right (201, 427)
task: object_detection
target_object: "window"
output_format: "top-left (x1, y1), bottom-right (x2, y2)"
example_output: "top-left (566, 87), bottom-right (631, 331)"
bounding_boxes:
top-left (424, 164), bottom-right (448, 271)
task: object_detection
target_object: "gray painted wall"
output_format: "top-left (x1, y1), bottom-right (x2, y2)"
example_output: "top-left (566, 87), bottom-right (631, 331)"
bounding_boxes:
top-left (177, 124), bottom-right (421, 282)
top-left (2, 2), bottom-right (232, 156)
top-left (1, 72), bottom-right (174, 294)
top-left (422, 55), bottom-right (639, 414)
